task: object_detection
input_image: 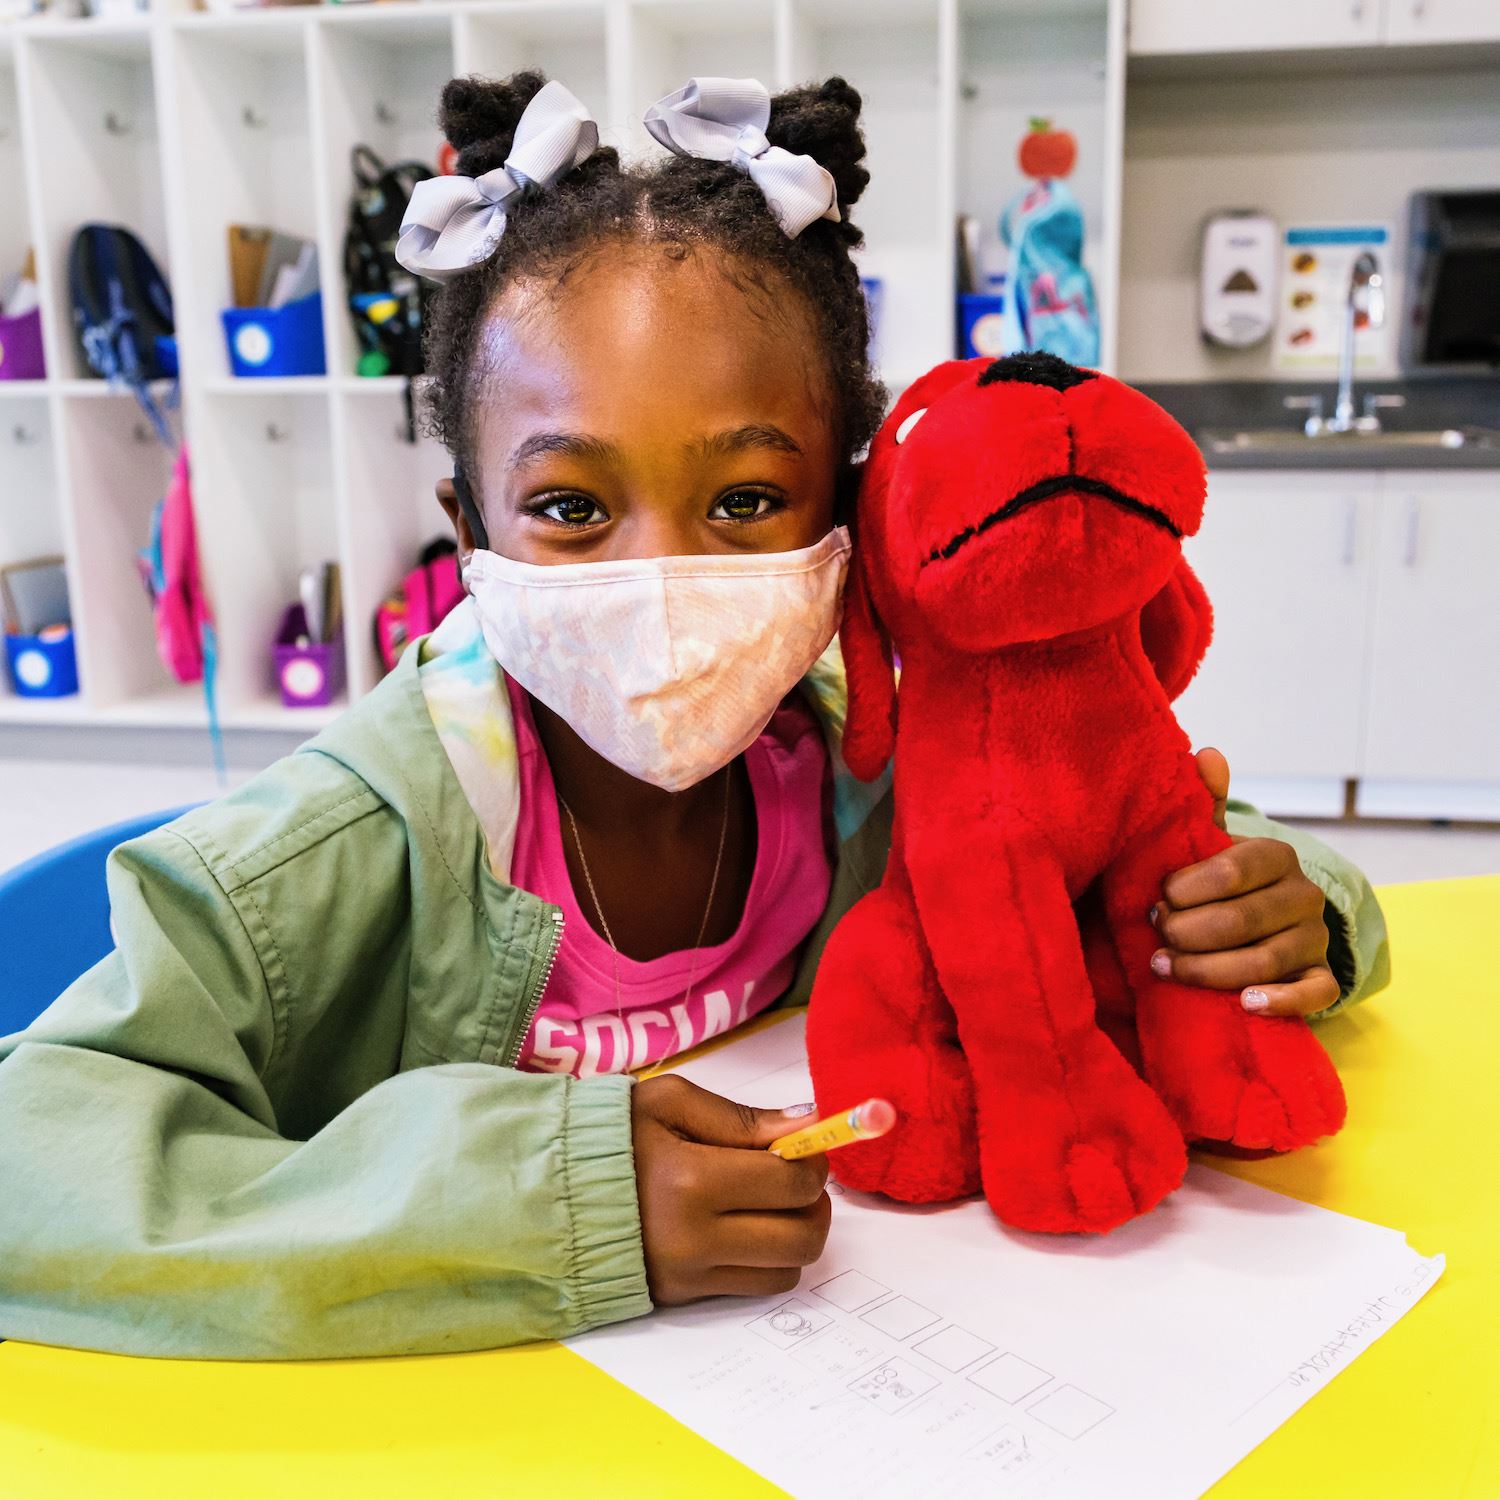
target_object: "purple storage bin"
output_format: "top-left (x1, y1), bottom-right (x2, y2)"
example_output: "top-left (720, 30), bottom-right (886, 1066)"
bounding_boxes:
top-left (0, 307), bottom-right (46, 382)
top-left (273, 604), bottom-right (344, 709)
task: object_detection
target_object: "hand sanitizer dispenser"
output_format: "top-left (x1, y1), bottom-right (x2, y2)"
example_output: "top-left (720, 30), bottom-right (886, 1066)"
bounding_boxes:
top-left (1200, 212), bottom-right (1277, 349)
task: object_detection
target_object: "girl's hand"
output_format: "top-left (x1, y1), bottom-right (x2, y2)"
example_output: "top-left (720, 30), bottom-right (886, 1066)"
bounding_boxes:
top-left (631, 1075), bottom-right (831, 1305)
top-left (1148, 747), bottom-right (1341, 1019)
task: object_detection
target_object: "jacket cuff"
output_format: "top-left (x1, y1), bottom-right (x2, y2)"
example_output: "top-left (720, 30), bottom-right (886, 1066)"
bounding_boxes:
top-left (562, 1075), bottom-right (653, 1333)
top-left (1224, 801), bottom-right (1392, 1020)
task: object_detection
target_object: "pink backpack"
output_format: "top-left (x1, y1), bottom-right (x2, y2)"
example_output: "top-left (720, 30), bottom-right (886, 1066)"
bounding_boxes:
top-left (139, 443), bottom-right (214, 683)
top-left (139, 443), bottom-right (223, 777)
top-left (374, 538), bottom-right (464, 673)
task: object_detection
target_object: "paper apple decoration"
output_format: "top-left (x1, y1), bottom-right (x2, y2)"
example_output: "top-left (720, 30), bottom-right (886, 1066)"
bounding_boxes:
top-left (1018, 117), bottom-right (1077, 180)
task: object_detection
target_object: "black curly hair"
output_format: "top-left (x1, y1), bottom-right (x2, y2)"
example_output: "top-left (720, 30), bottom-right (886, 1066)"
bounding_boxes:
top-left (421, 70), bottom-right (886, 496)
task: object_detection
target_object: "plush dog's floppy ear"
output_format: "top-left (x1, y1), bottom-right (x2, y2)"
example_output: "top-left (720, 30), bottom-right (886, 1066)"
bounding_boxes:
top-left (840, 538), bottom-right (898, 781)
top-left (1140, 556), bottom-right (1214, 702)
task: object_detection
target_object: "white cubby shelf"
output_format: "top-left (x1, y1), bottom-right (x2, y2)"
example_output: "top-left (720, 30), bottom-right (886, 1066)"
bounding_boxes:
top-left (0, 0), bottom-right (1125, 747)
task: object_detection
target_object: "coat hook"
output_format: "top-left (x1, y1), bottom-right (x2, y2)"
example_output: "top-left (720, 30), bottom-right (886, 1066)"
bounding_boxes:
top-left (132, 421), bottom-right (154, 444)
top-left (104, 110), bottom-right (132, 136)
top-left (242, 104), bottom-right (268, 129)
top-left (266, 422), bottom-right (290, 443)
top-left (11, 423), bottom-right (38, 446)
top-left (374, 100), bottom-right (396, 126)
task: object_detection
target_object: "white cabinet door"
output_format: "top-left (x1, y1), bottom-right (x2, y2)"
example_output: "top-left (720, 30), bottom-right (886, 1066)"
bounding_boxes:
top-left (1128, 0), bottom-right (1385, 55)
top-left (1383, 0), bottom-right (1500, 43)
top-left (1174, 472), bottom-right (1378, 813)
top-left (1360, 473), bottom-right (1500, 810)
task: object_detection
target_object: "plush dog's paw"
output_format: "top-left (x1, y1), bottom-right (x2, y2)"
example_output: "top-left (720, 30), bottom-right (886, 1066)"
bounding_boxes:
top-left (973, 1031), bottom-right (1189, 1234)
top-left (1143, 995), bottom-right (1346, 1152)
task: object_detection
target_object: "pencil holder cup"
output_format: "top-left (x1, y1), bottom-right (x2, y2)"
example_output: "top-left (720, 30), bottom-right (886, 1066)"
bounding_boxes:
top-left (0, 307), bottom-right (46, 382)
top-left (273, 605), bottom-right (343, 709)
top-left (221, 292), bottom-right (325, 378)
top-left (5, 626), bottom-right (78, 697)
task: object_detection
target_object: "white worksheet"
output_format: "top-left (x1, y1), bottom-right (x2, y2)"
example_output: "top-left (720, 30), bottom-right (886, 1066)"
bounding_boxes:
top-left (566, 1015), bottom-right (1444, 1500)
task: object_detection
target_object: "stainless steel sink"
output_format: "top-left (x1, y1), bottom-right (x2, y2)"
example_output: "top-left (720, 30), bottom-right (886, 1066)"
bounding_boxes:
top-left (1202, 426), bottom-right (1500, 457)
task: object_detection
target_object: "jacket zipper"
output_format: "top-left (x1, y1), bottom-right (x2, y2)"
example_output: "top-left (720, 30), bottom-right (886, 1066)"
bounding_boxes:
top-left (504, 907), bottom-right (564, 1067)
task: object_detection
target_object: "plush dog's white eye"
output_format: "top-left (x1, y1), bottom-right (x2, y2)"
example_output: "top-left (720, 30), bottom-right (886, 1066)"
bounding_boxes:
top-left (894, 407), bottom-right (927, 445)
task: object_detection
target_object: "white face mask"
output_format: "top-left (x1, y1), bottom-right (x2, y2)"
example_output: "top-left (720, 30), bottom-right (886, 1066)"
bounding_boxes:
top-left (463, 527), bottom-right (852, 793)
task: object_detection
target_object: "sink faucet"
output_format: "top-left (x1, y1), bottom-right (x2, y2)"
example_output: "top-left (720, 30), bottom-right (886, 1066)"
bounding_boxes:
top-left (1333, 251), bottom-right (1383, 432)
top-left (1285, 251), bottom-right (1404, 437)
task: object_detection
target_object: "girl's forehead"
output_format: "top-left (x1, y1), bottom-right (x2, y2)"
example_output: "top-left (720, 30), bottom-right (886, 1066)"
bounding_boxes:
top-left (473, 250), bottom-right (833, 446)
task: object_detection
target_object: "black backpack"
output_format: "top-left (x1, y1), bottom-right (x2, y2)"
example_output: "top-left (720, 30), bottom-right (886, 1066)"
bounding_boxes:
top-left (69, 223), bottom-right (177, 443)
top-left (344, 146), bottom-right (432, 377)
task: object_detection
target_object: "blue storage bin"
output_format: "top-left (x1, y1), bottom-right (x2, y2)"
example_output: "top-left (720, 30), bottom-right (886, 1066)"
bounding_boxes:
top-left (5, 627), bottom-right (79, 698)
top-left (958, 284), bottom-right (1008, 360)
top-left (221, 291), bottom-right (326, 378)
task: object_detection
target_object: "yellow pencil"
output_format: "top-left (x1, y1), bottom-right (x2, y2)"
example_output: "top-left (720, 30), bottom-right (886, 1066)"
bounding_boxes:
top-left (767, 1098), bottom-right (898, 1160)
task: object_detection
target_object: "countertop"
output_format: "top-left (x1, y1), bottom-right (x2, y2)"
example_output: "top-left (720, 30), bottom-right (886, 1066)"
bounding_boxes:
top-left (1138, 378), bottom-right (1500, 471)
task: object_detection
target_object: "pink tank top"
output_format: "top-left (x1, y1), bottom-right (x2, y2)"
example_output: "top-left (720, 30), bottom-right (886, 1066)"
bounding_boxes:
top-left (507, 675), bottom-right (835, 1077)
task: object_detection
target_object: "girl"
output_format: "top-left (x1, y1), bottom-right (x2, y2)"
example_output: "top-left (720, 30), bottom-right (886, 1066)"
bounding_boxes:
top-left (0, 73), bottom-right (1387, 1359)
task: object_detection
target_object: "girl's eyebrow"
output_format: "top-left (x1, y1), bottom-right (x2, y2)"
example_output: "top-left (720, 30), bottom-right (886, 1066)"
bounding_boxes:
top-left (692, 424), bottom-right (804, 459)
top-left (511, 432), bottom-right (622, 468)
top-left (511, 425), bottom-right (804, 470)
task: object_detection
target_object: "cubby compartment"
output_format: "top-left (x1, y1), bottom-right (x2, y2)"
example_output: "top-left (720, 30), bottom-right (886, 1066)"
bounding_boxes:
top-left (782, 0), bottom-right (950, 389)
top-left (623, 0), bottom-right (778, 149)
top-left (55, 393), bottom-right (185, 716)
top-left (0, 44), bottom-right (30, 296)
top-left (314, 10), bottom-right (455, 380)
top-left (21, 27), bottom-right (167, 382)
top-left (0, 398), bottom-right (68, 717)
top-left (957, 0), bottom-right (1117, 363)
top-left (192, 385), bottom-right (341, 723)
top-left (164, 17), bottom-right (318, 383)
top-left (456, 2), bottom-right (610, 141)
top-left (335, 386), bottom-right (454, 699)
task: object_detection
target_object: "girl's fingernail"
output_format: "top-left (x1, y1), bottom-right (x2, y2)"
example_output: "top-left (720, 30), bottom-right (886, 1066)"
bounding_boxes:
top-left (781, 1102), bottom-right (818, 1118)
top-left (1242, 989), bottom-right (1269, 1013)
top-left (1150, 951), bottom-right (1172, 978)
top-left (1148, 905), bottom-right (1160, 926)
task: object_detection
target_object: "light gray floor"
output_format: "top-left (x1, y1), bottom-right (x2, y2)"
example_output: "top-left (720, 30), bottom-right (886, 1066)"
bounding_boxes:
top-left (3, 756), bottom-right (1500, 885)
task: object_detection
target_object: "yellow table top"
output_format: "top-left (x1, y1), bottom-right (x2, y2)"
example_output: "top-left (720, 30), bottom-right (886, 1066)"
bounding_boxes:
top-left (1, 877), bottom-right (1495, 1499)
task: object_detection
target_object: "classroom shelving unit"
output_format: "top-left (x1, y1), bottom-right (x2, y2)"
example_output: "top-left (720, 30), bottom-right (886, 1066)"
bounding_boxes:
top-left (0, 0), bottom-right (1125, 753)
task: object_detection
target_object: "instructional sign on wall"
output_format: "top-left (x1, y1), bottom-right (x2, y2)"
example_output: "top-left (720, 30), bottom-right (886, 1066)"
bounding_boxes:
top-left (1273, 224), bottom-right (1393, 372)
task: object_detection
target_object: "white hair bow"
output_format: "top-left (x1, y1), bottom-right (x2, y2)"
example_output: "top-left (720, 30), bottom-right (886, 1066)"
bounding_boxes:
top-left (396, 80), bottom-right (599, 283)
top-left (643, 78), bottom-right (841, 238)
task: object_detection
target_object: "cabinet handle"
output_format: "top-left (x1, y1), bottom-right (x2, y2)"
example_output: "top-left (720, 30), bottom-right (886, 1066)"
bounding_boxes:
top-left (1412, 0), bottom-right (1427, 17)
top-left (1341, 498), bottom-right (1358, 565)
top-left (1351, 0), bottom-right (1364, 17)
top-left (1402, 497), bottom-right (1421, 567)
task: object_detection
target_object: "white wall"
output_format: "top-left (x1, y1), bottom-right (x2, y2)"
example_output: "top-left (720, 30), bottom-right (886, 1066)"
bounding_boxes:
top-left (1118, 60), bottom-right (1500, 382)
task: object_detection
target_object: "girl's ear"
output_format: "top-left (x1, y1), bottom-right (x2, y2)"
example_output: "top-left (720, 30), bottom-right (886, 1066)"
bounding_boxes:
top-left (449, 465), bottom-right (490, 553)
top-left (840, 539), bottom-right (898, 781)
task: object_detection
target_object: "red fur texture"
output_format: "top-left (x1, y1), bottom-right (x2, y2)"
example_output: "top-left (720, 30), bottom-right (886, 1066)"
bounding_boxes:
top-left (810, 354), bottom-right (1346, 1234)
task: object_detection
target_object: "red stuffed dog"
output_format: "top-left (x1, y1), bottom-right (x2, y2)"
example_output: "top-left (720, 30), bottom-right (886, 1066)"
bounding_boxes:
top-left (808, 353), bottom-right (1346, 1234)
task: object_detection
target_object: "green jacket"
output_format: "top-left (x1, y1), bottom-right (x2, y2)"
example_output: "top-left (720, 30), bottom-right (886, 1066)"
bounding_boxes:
top-left (0, 641), bottom-right (1389, 1361)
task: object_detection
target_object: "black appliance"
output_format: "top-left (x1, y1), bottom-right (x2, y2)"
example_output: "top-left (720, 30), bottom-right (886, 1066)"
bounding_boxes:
top-left (1401, 189), bottom-right (1500, 374)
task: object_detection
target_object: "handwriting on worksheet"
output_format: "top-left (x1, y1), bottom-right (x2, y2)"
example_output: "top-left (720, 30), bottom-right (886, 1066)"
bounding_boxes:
top-left (571, 1016), bottom-right (1443, 1500)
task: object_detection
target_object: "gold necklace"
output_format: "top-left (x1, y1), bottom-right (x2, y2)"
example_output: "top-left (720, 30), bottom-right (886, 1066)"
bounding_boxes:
top-left (559, 765), bottom-right (734, 1027)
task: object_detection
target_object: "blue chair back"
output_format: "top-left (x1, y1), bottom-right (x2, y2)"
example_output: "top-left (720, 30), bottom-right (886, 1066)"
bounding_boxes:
top-left (0, 806), bottom-right (199, 1037)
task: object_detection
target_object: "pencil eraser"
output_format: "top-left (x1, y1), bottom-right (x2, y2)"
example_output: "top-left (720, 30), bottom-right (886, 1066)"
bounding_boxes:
top-left (857, 1098), bottom-right (897, 1136)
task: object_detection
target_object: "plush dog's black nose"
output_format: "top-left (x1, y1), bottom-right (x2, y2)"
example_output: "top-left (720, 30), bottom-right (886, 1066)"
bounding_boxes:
top-left (977, 352), bottom-right (1096, 391)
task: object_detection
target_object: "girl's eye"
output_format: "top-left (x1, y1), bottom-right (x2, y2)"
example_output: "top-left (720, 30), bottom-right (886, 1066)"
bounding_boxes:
top-left (535, 494), bottom-right (607, 527)
top-left (711, 489), bottom-right (782, 522)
